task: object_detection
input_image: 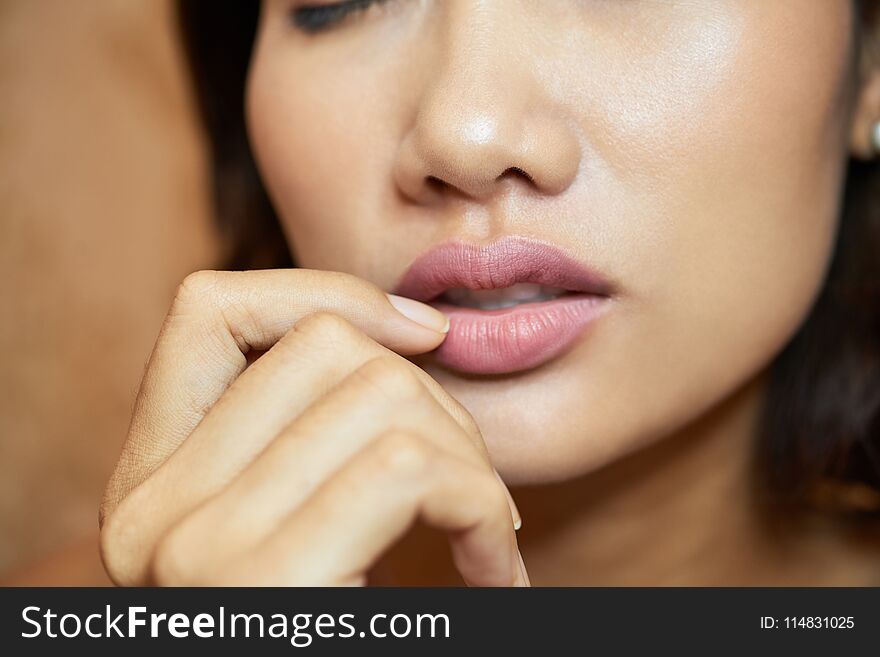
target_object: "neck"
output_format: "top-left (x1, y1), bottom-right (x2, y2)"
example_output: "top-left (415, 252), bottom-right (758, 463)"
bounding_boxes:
top-left (513, 371), bottom-right (820, 585)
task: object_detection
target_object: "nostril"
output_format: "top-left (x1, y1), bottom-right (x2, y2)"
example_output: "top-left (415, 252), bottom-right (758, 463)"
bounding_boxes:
top-left (502, 166), bottom-right (534, 184)
top-left (422, 168), bottom-right (532, 199)
top-left (425, 175), bottom-right (446, 192)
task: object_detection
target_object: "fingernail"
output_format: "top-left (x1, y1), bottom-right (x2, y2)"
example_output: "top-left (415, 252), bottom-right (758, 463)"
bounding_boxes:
top-left (386, 294), bottom-right (450, 334)
top-left (494, 468), bottom-right (522, 531)
top-left (517, 549), bottom-right (531, 587)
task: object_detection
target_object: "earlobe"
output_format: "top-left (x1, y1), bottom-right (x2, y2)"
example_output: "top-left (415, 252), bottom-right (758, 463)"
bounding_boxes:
top-left (848, 59), bottom-right (880, 160)
top-left (870, 120), bottom-right (880, 160)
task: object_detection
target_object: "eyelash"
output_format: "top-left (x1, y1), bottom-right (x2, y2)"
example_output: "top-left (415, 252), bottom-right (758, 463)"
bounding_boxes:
top-left (291, 0), bottom-right (392, 33)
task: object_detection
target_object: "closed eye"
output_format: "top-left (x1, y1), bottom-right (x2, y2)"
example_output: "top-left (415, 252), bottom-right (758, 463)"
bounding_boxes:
top-left (291, 0), bottom-right (392, 33)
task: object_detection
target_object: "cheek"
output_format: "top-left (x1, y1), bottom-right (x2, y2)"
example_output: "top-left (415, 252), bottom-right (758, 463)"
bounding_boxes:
top-left (245, 42), bottom-right (403, 279)
top-left (580, 2), bottom-right (850, 466)
top-left (657, 5), bottom-right (850, 375)
top-left (579, 2), bottom-right (852, 301)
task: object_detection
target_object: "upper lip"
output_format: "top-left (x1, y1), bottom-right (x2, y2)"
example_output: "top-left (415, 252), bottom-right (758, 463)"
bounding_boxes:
top-left (391, 235), bottom-right (614, 303)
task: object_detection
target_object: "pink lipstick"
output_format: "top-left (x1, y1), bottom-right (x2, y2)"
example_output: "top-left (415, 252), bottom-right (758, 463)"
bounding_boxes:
top-left (392, 235), bottom-right (613, 375)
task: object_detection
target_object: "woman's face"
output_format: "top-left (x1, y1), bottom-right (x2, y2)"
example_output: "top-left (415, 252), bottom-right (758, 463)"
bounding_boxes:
top-left (247, 0), bottom-right (860, 484)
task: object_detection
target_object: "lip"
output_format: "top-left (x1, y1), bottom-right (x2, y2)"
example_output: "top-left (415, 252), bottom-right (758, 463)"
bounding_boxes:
top-left (392, 235), bottom-right (614, 375)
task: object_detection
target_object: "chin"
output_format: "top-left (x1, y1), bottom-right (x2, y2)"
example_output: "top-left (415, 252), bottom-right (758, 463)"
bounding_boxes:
top-left (412, 354), bottom-right (631, 487)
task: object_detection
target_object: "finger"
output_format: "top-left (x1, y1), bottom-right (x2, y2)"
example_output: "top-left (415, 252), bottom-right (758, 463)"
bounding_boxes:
top-left (103, 269), bottom-right (448, 510)
top-left (152, 357), bottom-right (501, 578)
top-left (209, 431), bottom-right (528, 587)
top-left (110, 314), bottom-right (485, 512)
top-left (100, 319), bottom-right (491, 579)
top-left (153, 313), bottom-right (485, 498)
top-left (103, 349), bottom-right (495, 585)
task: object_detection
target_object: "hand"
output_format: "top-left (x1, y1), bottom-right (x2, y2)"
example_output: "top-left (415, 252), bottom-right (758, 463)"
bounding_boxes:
top-left (99, 269), bottom-right (527, 586)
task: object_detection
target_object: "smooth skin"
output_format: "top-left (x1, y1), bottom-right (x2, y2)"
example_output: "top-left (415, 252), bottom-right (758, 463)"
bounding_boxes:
top-left (102, 1), bottom-right (880, 585)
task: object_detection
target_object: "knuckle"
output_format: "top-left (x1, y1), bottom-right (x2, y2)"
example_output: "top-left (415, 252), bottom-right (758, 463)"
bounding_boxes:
top-left (372, 430), bottom-right (433, 477)
top-left (174, 270), bottom-right (224, 308)
top-left (294, 311), bottom-right (359, 347)
top-left (355, 357), bottom-right (427, 404)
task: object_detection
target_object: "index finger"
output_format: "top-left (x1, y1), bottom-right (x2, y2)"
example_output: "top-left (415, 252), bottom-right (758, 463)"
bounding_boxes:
top-left (115, 268), bottom-right (449, 493)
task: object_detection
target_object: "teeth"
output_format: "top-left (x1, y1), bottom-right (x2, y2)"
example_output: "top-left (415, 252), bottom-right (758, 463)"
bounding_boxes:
top-left (441, 283), bottom-right (569, 310)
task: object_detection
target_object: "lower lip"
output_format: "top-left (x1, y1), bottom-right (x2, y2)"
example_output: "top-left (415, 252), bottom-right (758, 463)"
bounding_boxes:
top-left (428, 293), bottom-right (608, 375)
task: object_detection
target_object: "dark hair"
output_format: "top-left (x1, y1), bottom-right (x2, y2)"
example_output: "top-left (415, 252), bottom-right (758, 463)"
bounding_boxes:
top-left (178, 1), bottom-right (290, 270)
top-left (177, 1), bottom-right (880, 518)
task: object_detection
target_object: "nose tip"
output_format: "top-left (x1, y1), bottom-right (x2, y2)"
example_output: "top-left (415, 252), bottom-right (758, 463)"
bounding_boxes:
top-left (390, 1), bottom-right (583, 206)
top-left (394, 107), bottom-right (582, 202)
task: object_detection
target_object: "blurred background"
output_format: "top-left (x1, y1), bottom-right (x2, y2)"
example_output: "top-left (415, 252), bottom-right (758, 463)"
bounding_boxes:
top-left (1, 0), bottom-right (221, 584)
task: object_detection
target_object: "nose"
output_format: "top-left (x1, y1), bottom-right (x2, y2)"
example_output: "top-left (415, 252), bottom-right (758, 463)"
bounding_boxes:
top-left (393, 2), bottom-right (582, 204)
